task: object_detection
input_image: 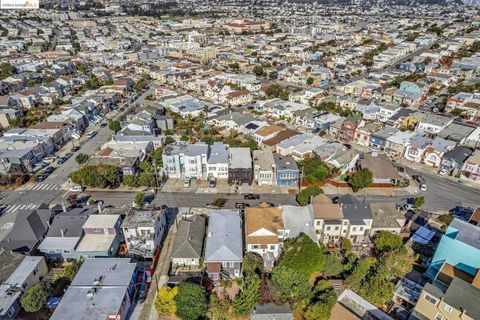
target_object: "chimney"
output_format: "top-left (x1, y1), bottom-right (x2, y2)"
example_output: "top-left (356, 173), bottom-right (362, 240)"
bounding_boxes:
top-left (62, 202), bottom-right (66, 212)
top-left (97, 202), bottom-right (102, 213)
top-left (60, 229), bottom-right (64, 237)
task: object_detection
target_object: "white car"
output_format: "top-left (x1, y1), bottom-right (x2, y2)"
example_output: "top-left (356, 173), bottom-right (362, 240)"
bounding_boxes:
top-left (42, 156), bottom-right (57, 164)
top-left (69, 185), bottom-right (85, 192)
top-left (439, 169), bottom-right (448, 176)
top-left (420, 184), bottom-right (427, 192)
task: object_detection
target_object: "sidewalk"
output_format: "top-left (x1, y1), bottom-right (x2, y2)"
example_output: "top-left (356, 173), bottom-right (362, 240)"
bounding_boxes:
top-left (132, 220), bottom-right (177, 320)
top-left (162, 178), bottom-right (292, 194)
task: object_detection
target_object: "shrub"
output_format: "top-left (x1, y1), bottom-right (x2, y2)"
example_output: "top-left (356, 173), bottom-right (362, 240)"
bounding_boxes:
top-left (175, 282), bottom-right (207, 320)
top-left (297, 186), bottom-right (323, 206)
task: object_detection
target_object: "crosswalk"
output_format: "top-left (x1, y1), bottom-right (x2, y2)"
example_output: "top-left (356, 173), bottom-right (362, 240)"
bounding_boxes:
top-left (22, 183), bottom-right (62, 191)
top-left (1, 203), bottom-right (39, 214)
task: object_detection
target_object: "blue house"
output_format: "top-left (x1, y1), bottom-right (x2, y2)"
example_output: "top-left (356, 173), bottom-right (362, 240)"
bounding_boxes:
top-left (399, 81), bottom-right (423, 94)
top-left (274, 154), bottom-right (299, 187)
top-left (369, 127), bottom-right (398, 151)
top-left (426, 218), bottom-right (480, 279)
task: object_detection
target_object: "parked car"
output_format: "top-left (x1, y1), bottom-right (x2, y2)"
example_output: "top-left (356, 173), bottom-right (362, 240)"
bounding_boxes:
top-left (208, 177), bottom-right (216, 188)
top-left (235, 202), bottom-right (250, 209)
top-left (57, 157), bottom-right (68, 164)
top-left (87, 131), bottom-right (97, 139)
top-left (71, 146), bottom-right (81, 152)
top-left (42, 156), bottom-right (57, 164)
top-left (35, 174), bottom-right (48, 182)
top-left (420, 184), bottom-right (427, 191)
top-left (244, 193), bottom-right (260, 200)
top-left (43, 167), bottom-right (55, 174)
top-left (100, 122), bottom-right (108, 128)
top-left (69, 185), bottom-right (85, 192)
top-left (64, 152), bottom-right (74, 159)
top-left (439, 169), bottom-right (448, 176)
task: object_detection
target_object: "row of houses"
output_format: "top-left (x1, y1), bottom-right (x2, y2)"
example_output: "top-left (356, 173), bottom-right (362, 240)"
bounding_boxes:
top-left (0, 204), bottom-right (172, 261)
top-left (170, 194), bottom-right (406, 279)
top-left (162, 142), bottom-right (301, 187)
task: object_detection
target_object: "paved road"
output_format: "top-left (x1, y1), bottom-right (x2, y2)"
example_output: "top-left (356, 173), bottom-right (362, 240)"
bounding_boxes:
top-left (153, 191), bottom-right (299, 208)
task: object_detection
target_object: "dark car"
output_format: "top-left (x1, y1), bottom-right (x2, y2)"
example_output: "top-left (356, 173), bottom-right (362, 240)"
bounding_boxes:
top-left (64, 152), bottom-right (74, 158)
top-left (244, 193), bottom-right (260, 200)
top-left (57, 157), bottom-right (67, 164)
top-left (71, 146), bottom-right (81, 152)
top-left (235, 202), bottom-right (250, 209)
top-left (100, 122), bottom-right (108, 127)
top-left (43, 167), bottom-right (55, 174)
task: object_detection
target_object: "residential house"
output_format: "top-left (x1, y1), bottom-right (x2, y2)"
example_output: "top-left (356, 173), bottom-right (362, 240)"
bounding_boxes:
top-left (360, 152), bottom-right (401, 185)
top-left (416, 114), bottom-right (453, 136)
top-left (0, 206), bottom-right (52, 255)
top-left (461, 151), bottom-right (480, 183)
top-left (0, 256), bottom-right (48, 319)
top-left (440, 146), bottom-right (473, 175)
top-left (245, 207), bottom-right (287, 268)
top-left (261, 130), bottom-right (299, 151)
top-left (423, 137), bottom-right (456, 168)
top-left (369, 127), bottom-right (399, 151)
top-left (404, 134), bottom-right (432, 163)
top-left (325, 149), bottom-right (360, 175)
top-left (38, 207), bottom-right (98, 260)
top-left (253, 149), bottom-right (275, 186)
top-left (121, 208), bottom-right (170, 259)
top-left (207, 142), bottom-right (229, 180)
top-left (75, 214), bottom-right (123, 259)
top-left (183, 143), bottom-right (209, 180)
top-left (329, 117), bottom-right (359, 144)
top-left (336, 289), bottom-right (393, 320)
top-left (162, 143), bottom-right (208, 179)
top-left (50, 258), bottom-right (138, 320)
top-left (171, 214), bottom-right (206, 269)
top-left (228, 147), bottom-right (252, 185)
top-left (370, 203), bottom-right (406, 235)
top-left (291, 136), bottom-right (327, 161)
top-left (205, 210), bottom-right (243, 279)
top-left (354, 123), bottom-right (383, 148)
top-left (273, 154), bottom-right (299, 188)
top-left (280, 205), bottom-right (317, 242)
top-left (426, 219), bottom-right (480, 279)
top-left (438, 121), bottom-right (477, 145)
top-left (251, 304), bottom-right (293, 320)
top-left (386, 131), bottom-right (416, 158)
top-left (413, 264), bottom-right (480, 320)
top-left (377, 103), bottom-right (401, 123)
top-left (253, 124), bottom-right (284, 144)
top-left (336, 195), bottom-right (373, 245)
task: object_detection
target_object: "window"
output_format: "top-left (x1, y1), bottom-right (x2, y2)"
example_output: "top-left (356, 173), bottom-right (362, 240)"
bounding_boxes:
top-left (269, 245), bottom-right (276, 250)
top-left (444, 304), bottom-right (453, 313)
top-left (326, 226), bottom-right (331, 231)
top-left (424, 293), bottom-right (437, 304)
top-left (63, 249), bottom-right (71, 254)
top-left (335, 226), bottom-right (340, 231)
top-left (435, 313), bottom-right (444, 320)
top-left (316, 221), bottom-right (321, 226)
top-left (352, 227), bottom-right (357, 232)
top-left (359, 227), bottom-right (364, 232)
top-left (251, 245), bottom-right (259, 250)
top-left (93, 228), bottom-right (100, 232)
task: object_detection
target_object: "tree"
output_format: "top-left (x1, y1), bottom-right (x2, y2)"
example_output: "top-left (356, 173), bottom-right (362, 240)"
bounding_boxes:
top-left (212, 197), bottom-right (226, 208)
top-left (0, 62), bottom-right (16, 80)
top-left (137, 174), bottom-right (156, 187)
top-left (348, 168), bottom-right (373, 192)
top-left (304, 288), bottom-right (337, 320)
top-left (134, 79), bottom-right (147, 91)
top-left (20, 283), bottom-right (51, 313)
top-left (276, 235), bottom-right (325, 280)
top-left (123, 175), bottom-right (139, 187)
top-left (279, 90), bottom-right (289, 100)
top-left (376, 249), bottom-right (415, 281)
top-left (175, 282), bottom-right (207, 320)
top-left (70, 165), bottom-right (122, 188)
top-left (253, 65), bottom-right (264, 76)
top-left (63, 260), bottom-right (82, 282)
top-left (272, 265), bottom-right (312, 303)
top-left (414, 196), bottom-right (425, 210)
top-left (108, 120), bottom-right (121, 133)
top-left (229, 62), bottom-right (240, 71)
top-left (207, 294), bottom-right (232, 320)
top-left (104, 77), bottom-right (113, 85)
top-left (297, 186), bottom-right (323, 206)
top-left (180, 134), bottom-right (189, 142)
top-left (345, 257), bottom-right (377, 291)
top-left (373, 231), bottom-right (403, 253)
top-left (75, 153), bottom-right (89, 165)
top-left (243, 252), bottom-right (264, 279)
top-left (154, 286), bottom-right (178, 316)
top-left (306, 77), bottom-right (314, 85)
top-left (134, 192), bottom-right (145, 208)
top-left (233, 275), bottom-right (261, 316)
top-left (268, 71), bottom-right (278, 79)
top-left (322, 253), bottom-right (344, 277)
top-left (164, 136), bottom-right (175, 145)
